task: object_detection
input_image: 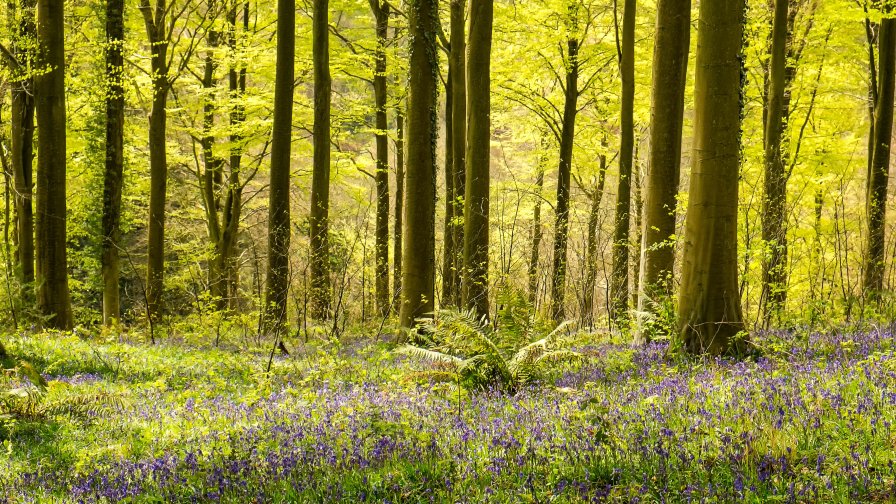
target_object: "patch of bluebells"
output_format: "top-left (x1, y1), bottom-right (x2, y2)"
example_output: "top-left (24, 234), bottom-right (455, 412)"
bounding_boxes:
top-left (5, 327), bottom-right (896, 502)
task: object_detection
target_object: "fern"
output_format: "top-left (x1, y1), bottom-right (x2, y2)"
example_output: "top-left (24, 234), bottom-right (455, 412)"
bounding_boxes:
top-left (399, 298), bottom-right (583, 392)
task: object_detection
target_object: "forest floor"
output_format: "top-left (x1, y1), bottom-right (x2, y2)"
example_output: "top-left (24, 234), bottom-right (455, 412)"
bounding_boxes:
top-left (2, 324), bottom-right (896, 502)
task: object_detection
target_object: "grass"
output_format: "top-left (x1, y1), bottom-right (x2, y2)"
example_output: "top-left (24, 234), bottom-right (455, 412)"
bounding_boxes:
top-left (2, 324), bottom-right (896, 502)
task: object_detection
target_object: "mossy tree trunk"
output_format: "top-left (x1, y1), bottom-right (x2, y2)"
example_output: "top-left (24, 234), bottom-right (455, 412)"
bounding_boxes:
top-left (310, 0), bottom-right (332, 320)
top-left (462, 0), bottom-right (493, 317)
top-left (34, 0), bottom-right (72, 329)
top-left (443, 0), bottom-right (466, 308)
top-left (610, 0), bottom-right (636, 325)
top-left (102, 0), bottom-right (125, 325)
top-left (264, 0), bottom-right (295, 333)
top-left (637, 0), bottom-right (689, 340)
top-left (371, 0), bottom-right (391, 317)
top-left (399, 0), bottom-right (439, 329)
top-left (677, 0), bottom-right (746, 355)
top-left (865, 12), bottom-right (896, 299)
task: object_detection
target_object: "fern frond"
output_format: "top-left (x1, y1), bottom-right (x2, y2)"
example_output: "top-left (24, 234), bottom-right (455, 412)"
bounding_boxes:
top-left (396, 345), bottom-right (463, 369)
top-left (39, 392), bottom-right (123, 420)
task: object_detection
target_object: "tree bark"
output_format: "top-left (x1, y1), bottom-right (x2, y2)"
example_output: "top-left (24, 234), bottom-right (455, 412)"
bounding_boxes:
top-left (34, 0), bottom-right (73, 329)
top-left (583, 153), bottom-right (608, 328)
top-left (444, 0), bottom-right (466, 307)
top-left (865, 14), bottom-right (896, 298)
top-left (461, 0), bottom-right (493, 317)
top-left (393, 107), bottom-right (405, 307)
top-left (371, 0), bottom-right (391, 317)
top-left (677, 0), bottom-right (746, 355)
top-left (761, 0), bottom-right (789, 323)
top-left (549, 31), bottom-right (579, 322)
top-left (399, 0), bottom-right (439, 329)
top-left (527, 163), bottom-right (545, 304)
top-left (9, 0), bottom-right (35, 289)
top-left (637, 0), bottom-right (689, 337)
top-left (610, 0), bottom-right (636, 324)
top-left (264, 0), bottom-right (295, 333)
top-left (310, 0), bottom-right (332, 320)
top-left (140, 0), bottom-right (171, 324)
top-left (102, 0), bottom-right (125, 325)
top-left (441, 69), bottom-right (456, 305)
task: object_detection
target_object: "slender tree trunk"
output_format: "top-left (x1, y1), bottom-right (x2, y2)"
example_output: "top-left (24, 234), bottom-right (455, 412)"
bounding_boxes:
top-left (462, 0), bottom-right (493, 317)
top-left (610, 0), bottom-right (636, 324)
top-left (677, 0), bottom-right (746, 355)
top-left (527, 164), bottom-right (544, 304)
top-left (102, 0), bottom-right (125, 325)
top-left (583, 153), bottom-right (608, 328)
top-left (549, 34), bottom-right (579, 322)
top-left (399, 0), bottom-right (439, 329)
top-left (10, 0), bottom-right (35, 288)
top-left (393, 107), bottom-right (405, 307)
top-left (372, 0), bottom-right (391, 317)
top-left (761, 0), bottom-right (789, 324)
top-left (141, 1), bottom-right (171, 324)
top-left (201, 24), bottom-right (227, 304)
top-left (637, 0), bottom-right (689, 338)
top-left (442, 70), bottom-right (456, 306)
top-left (34, 0), bottom-right (72, 329)
top-left (310, 0), bottom-right (332, 320)
top-left (264, 0), bottom-right (295, 333)
top-left (865, 14), bottom-right (896, 299)
top-left (446, 0), bottom-right (466, 307)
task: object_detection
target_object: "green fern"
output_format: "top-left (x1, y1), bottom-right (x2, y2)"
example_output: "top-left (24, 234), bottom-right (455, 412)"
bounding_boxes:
top-left (398, 299), bottom-right (583, 391)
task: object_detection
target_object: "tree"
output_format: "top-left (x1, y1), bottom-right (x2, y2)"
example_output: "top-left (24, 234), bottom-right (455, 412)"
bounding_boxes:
top-left (578, 149), bottom-right (608, 328)
top-left (864, 9), bottom-right (896, 299)
top-left (636, 0), bottom-right (690, 338)
top-left (9, 0), bottom-right (35, 291)
top-left (549, 4), bottom-right (580, 322)
top-left (309, 0), bottom-right (332, 320)
top-left (461, 0), bottom-right (493, 317)
top-left (677, 0), bottom-right (746, 355)
top-left (443, 0), bottom-right (466, 308)
top-left (34, 0), bottom-right (72, 329)
top-left (393, 106), bottom-right (405, 307)
top-left (610, 0), bottom-right (635, 324)
top-left (264, 0), bottom-right (295, 333)
top-left (399, 0), bottom-right (439, 329)
top-left (371, 0), bottom-right (391, 317)
top-left (102, 0), bottom-right (125, 325)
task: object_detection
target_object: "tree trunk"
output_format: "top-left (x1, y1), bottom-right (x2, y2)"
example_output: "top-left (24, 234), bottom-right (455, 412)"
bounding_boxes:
top-left (102, 0), bottom-right (125, 325)
top-left (310, 0), bottom-right (332, 320)
top-left (637, 0), bottom-right (689, 337)
top-left (527, 164), bottom-right (544, 304)
top-left (865, 15), bottom-right (896, 298)
top-left (441, 69), bottom-right (456, 306)
top-left (10, 0), bottom-right (35, 288)
top-left (399, 0), bottom-right (439, 329)
top-left (34, 0), bottom-right (72, 329)
top-left (610, 0), bottom-right (636, 324)
top-left (372, 0), bottom-right (391, 317)
top-left (445, 0), bottom-right (466, 307)
top-left (393, 107), bottom-right (405, 308)
top-left (761, 0), bottom-right (789, 324)
top-left (583, 153), bottom-right (608, 328)
top-left (677, 0), bottom-right (746, 355)
top-left (141, 1), bottom-right (171, 324)
top-left (549, 34), bottom-right (579, 322)
top-left (201, 23), bottom-right (226, 305)
top-left (264, 0), bottom-right (295, 333)
top-left (462, 0), bottom-right (493, 317)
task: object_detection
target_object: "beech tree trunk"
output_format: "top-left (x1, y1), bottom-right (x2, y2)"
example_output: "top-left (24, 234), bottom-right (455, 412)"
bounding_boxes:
top-left (34, 0), bottom-right (72, 329)
top-left (371, 0), bottom-right (391, 317)
top-left (141, 0), bottom-right (171, 324)
top-left (442, 70), bottom-right (456, 306)
top-left (393, 107), bottom-right (405, 307)
top-left (761, 0), bottom-right (790, 323)
top-left (399, 0), bottom-right (439, 329)
top-left (528, 164), bottom-right (544, 304)
top-left (10, 0), bottom-right (35, 289)
top-left (865, 14), bottom-right (896, 298)
top-left (677, 0), bottom-right (746, 355)
top-left (102, 0), bottom-right (125, 325)
top-left (462, 0), bottom-right (493, 317)
top-left (549, 34), bottom-right (579, 322)
top-left (264, 0), bottom-right (295, 333)
top-left (310, 0), bottom-right (332, 320)
top-left (637, 0), bottom-right (689, 337)
top-left (444, 0), bottom-right (466, 307)
top-left (583, 154), bottom-right (608, 328)
top-left (610, 0), bottom-right (636, 324)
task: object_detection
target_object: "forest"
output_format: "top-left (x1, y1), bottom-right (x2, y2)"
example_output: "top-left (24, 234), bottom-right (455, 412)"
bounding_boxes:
top-left (2, 0), bottom-right (896, 501)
